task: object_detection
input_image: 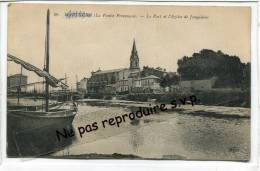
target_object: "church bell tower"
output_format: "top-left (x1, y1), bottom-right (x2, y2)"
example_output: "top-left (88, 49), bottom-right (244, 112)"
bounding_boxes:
top-left (130, 39), bottom-right (140, 70)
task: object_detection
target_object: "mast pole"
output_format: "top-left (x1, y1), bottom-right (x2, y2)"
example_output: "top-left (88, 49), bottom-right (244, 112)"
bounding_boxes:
top-left (17, 65), bottom-right (23, 104)
top-left (76, 75), bottom-right (78, 92)
top-left (65, 73), bottom-right (67, 86)
top-left (44, 9), bottom-right (50, 112)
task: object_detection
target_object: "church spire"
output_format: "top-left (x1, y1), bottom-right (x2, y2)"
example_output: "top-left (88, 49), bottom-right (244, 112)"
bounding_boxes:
top-left (130, 39), bottom-right (140, 70)
top-left (132, 39), bottom-right (137, 54)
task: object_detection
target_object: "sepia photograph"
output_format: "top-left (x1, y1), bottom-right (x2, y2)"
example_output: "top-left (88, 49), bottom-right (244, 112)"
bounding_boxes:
top-left (7, 3), bottom-right (251, 161)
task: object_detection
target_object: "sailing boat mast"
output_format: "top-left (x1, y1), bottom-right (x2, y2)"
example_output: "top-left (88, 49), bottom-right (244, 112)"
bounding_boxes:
top-left (44, 9), bottom-right (50, 112)
top-left (17, 65), bottom-right (23, 104)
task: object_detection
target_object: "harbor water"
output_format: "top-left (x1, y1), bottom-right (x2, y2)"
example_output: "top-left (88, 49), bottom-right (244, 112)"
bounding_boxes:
top-left (51, 100), bottom-right (250, 161)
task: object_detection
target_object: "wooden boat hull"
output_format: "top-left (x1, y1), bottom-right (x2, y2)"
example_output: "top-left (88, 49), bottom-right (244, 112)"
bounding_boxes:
top-left (7, 109), bottom-right (76, 157)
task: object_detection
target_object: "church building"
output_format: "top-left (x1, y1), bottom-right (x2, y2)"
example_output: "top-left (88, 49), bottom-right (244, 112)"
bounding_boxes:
top-left (87, 40), bottom-right (162, 95)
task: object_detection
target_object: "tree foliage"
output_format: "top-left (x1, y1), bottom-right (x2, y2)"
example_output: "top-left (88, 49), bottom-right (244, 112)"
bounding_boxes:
top-left (160, 73), bottom-right (180, 87)
top-left (177, 49), bottom-right (250, 88)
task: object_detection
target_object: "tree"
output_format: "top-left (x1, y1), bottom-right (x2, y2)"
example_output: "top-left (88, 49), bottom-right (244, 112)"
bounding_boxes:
top-left (160, 73), bottom-right (180, 87)
top-left (241, 62), bottom-right (250, 90)
top-left (177, 49), bottom-right (249, 88)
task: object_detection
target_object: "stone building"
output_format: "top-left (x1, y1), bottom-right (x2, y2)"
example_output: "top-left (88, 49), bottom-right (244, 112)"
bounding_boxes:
top-left (77, 77), bottom-right (89, 96)
top-left (131, 75), bottom-right (162, 94)
top-left (7, 74), bottom-right (28, 92)
top-left (87, 40), bottom-right (163, 95)
top-left (87, 40), bottom-right (140, 95)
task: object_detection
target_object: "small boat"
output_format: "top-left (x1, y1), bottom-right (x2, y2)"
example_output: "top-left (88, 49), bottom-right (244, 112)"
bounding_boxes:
top-left (7, 9), bottom-right (77, 157)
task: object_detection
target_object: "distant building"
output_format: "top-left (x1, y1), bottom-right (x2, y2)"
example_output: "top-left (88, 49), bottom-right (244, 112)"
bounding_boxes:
top-left (87, 40), bottom-right (166, 96)
top-left (87, 40), bottom-right (140, 95)
top-left (131, 75), bottom-right (162, 94)
top-left (7, 74), bottom-right (28, 92)
top-left (140, 75), bottom-right (161, 89)
top-left (77, 77), bottom-right (88, 96)
top-left (116, 78), bottom-right (129, 94)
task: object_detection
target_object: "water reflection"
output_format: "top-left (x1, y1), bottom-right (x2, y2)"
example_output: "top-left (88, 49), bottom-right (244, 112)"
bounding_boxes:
top-left (53, 104), bottom-right (250, 161)
top-left (178, 115), bottom-right (250, 160)
top-left (129, 129), bottom-right (143, 153)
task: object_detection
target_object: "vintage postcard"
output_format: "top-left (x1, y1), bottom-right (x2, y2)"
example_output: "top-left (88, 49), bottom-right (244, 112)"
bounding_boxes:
top-left (7, 3), bottom-right (251, 160)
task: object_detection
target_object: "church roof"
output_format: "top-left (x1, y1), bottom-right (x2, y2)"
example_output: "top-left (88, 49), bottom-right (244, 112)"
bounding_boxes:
top-left (92, 68), bottom-right (128, 75)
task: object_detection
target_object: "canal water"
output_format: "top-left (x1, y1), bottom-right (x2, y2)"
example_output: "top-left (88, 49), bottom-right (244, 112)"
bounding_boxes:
top-left (52, 101), bottom-right (250, 161)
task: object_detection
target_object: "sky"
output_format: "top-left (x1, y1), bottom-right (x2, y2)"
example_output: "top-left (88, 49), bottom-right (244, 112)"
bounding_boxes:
top-left (7, 4), bottom-right (251, 88)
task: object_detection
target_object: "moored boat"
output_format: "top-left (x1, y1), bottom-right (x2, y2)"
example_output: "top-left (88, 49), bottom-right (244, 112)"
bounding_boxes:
top-left (7, 9), bottom-right (77, 157)
top-left (7, 108), bottom-right (76, 157)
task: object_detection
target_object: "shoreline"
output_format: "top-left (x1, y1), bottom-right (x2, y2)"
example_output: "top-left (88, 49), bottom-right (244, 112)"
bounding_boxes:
top-left (76, 98), bottom-right (250, 118)
top-left (47, 153), bottom-right (248, 161)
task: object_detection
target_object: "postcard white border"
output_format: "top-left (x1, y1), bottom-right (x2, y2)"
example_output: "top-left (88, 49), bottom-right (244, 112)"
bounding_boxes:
top-left (0, 1), bottom-right (259, 171)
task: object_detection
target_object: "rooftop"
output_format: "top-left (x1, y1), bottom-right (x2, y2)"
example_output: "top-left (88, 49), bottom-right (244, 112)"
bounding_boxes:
top-left (92, 68), bottom-right (128, 75)
top-left (8, 74), bottom-right (27, 78)
top-left (141, 75), bottom-right (160, 80)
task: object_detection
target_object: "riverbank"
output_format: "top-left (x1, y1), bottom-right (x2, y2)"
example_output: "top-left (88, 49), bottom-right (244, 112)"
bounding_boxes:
top-left (77, 99), bottom-right (250, 118)
top-left (93, 90), bottom-right (250, 108)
